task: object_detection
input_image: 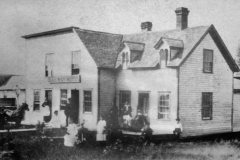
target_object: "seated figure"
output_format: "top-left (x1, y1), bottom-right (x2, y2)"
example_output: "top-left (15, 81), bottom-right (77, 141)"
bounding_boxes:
top-left (173, 118), bottom-right (183, 137)
top-left (49, 110), bottom-right (61, 128)
top-left (131, 110), bottom-right (149, 131)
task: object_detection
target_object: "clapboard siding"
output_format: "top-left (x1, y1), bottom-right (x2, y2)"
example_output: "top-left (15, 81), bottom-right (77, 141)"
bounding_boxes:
top-left (179, 33), bottom-right (233, 137)
top-left (99, 69), bottom-right (116, 119)
top-left (233, 93), bottom-right (240, 132)
top-left (116, 68), bottom-right (179, 133)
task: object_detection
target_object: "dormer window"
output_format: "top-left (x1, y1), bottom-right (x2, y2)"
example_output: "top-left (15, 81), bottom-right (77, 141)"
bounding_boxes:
top-left (115, 41), bottom-right (145, 69)
top-left (155, 37), bottom-right (183, 67)
top-left (126, 52), bottom-right (129, 66)
top-left (160, 49), bottom-right (168, 68)
top-left (122, 52), bottom-right (125, 65)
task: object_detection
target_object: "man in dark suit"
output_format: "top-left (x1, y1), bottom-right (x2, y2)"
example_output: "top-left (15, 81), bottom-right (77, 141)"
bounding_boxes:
top-left (64, 98), bottom-right (72, 126)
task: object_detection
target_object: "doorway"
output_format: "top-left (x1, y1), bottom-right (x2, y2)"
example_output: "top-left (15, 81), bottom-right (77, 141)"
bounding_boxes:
top-left (45, 90), bottom-right (52, 120)
top-left (71, 90), bottom-right (79, 124)
top-left (138, 93), bottom-right (149, 115)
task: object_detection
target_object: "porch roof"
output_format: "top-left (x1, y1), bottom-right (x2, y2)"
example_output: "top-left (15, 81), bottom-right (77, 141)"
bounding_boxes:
top-left (0, 75), bottom-right (26, 90)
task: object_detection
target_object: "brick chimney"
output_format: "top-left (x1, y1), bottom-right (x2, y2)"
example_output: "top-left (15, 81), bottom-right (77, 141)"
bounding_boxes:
top-left (141, 22), bottom-right (152, 32)
top-left (175, 7), bottom-right (189, 30)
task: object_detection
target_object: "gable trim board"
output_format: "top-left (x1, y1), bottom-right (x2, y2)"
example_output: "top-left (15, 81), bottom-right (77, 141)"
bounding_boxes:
top-left (22, 26), bottom-right (79, 39)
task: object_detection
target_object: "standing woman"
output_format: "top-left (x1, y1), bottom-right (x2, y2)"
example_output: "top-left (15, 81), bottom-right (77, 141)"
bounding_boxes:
top-left (42, 98), bottom-right (51, 123)
top-left (64, 119), bottom-right (78, 147)
top-left (96, 116), bottom-right (106, 146)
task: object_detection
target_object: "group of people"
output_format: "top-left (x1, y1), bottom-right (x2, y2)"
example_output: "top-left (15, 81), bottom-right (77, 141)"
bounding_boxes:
top-left (41, 98), bottom-right (183, 147)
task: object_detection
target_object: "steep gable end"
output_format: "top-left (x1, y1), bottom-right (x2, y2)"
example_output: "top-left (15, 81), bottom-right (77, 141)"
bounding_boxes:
top-left (179, 25), bottom-right (239, 72)
top-left (75, 29), bottom-right (123, 68)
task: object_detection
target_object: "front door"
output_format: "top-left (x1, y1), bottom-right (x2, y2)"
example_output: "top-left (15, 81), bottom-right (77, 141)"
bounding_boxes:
top-left (45, 90), bottom-right (52, 119)
top-left (138, 93), bottom-right (149, 115)
top-left (71, 90), bottom-right (79, 124)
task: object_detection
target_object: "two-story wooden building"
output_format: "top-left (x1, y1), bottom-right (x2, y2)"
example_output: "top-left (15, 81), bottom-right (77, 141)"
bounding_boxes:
top-left (114, 8), bottom-right (238, 137)
top-left (0, 7), bottom-right (238, 137)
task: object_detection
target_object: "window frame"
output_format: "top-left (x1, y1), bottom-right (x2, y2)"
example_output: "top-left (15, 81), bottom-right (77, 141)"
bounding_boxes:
top-left (60, 89), bottom-right (68, 110)
top-left (203, 49), bottom-right (213, 73)
top-left (71, 51), bottom-right (80, 75)
top-left (202, 92), bottom-right (213, 120)
top-left (119, 90), bottom-right (131, 112)
top-left (83, 90), bottom-right (92, 113)
top-left (45, 53), bottom-right (54, 77)
top-left (33, 89), bottom-right (40, 111)
top-left (158, 92), bottom-right (171, 120)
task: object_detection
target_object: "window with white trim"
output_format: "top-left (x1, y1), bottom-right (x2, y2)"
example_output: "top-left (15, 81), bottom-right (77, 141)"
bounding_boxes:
top-left (60, 89), bottom-right (67, 110)
top-left (72, 51), bottom-right (80, 75)
top-left (158, 92), bottom-right (170, 120)
top-left (33, 90), bottom-right (40, 111)
top-left (84, 90), bottom-right (92, 112)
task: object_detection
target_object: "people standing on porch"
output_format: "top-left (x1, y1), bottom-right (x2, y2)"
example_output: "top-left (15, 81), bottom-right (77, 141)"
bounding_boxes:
top-left (64, 118), bottom-right (78, 147)
top-left (96, 116), bottom-right (107, 146)
top-left (65, 98), bottom-right (72, 126)
top-left (42, 98), bottom-right (51, 123)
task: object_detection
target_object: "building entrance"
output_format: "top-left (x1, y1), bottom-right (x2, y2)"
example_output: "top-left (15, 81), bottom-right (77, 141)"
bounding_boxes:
top-left (71, 90), bottom-right (79, 124)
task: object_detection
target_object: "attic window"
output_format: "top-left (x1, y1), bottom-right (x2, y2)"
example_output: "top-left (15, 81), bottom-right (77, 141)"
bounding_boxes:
top-left (160, 49), bottom-right (168, 68)
top-left (203, 49), bottom-right (213, 73)
top-left (122, 52), bottom-right (125, 64)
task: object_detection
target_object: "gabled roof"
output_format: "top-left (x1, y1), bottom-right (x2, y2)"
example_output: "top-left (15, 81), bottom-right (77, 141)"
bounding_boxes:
top-left (122, 26), bottom-right (210, 68)
top-left (122, 25), bottom-right (239, 72)
top-left (123, 41), bottom-right (145, 52)
top-left (155, 37), bottom-right (184, 49)
top-left (75, 29), bottom-right (123, 68)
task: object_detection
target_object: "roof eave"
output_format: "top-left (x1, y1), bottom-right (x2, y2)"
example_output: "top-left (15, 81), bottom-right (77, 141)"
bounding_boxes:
top-left (22, 26), bottom-right (79, 39)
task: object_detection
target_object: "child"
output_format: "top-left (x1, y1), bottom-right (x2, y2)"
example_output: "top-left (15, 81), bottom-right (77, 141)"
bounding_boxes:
top-left (142, 122), bottom-right (153, 146)
top-left (173, 118), bottom-right (183, 137)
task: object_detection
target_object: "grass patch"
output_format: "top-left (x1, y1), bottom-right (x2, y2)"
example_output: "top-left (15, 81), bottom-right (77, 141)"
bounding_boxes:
top-left (1, 133), bottom-right (240, 160)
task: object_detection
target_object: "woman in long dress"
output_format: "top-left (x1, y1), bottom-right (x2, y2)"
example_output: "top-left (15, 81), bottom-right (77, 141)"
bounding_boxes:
top-left (96, 116), bottom-right (106, 145)
top-left (64, 119), bottom-right (78, 147)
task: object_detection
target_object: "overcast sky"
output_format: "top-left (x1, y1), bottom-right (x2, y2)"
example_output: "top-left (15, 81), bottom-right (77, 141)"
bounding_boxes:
top-left (1, 0), bottom-right (240, 74)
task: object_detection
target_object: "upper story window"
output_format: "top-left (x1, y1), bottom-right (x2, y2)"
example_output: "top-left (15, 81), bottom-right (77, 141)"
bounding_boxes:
top-left (158, 92), bottom-right (170, 120)
top-left (45, 53), bottom-right (54, 77)
top-left (202, 92), bottom-right (212, 120)
top-left (203, 49), bottom-right (213, 73)
top-left (72, 51), bottom-right (80, 75)
top-left (33, 89), bottom-right (40, 111)
top-left (122, 52), bottom-right (129, 69)
top-left (160, 49), bottom-right (168, 68)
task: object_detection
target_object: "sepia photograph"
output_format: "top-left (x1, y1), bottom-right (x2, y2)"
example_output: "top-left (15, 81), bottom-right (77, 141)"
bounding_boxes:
top-left (1, 0), bottom-right (240, 159)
